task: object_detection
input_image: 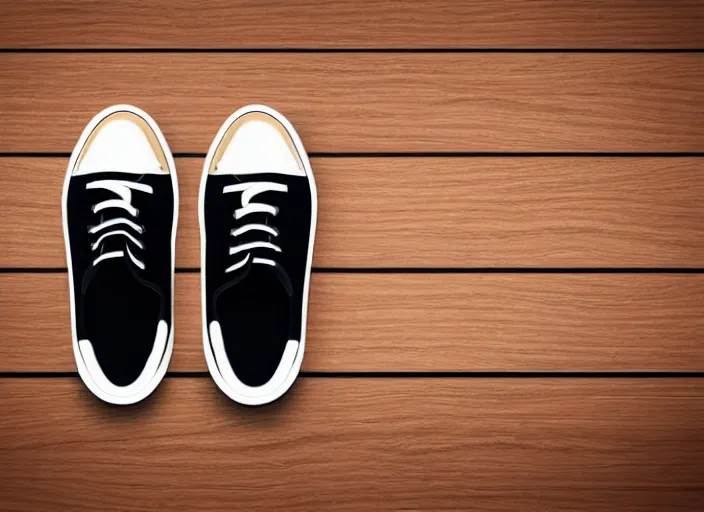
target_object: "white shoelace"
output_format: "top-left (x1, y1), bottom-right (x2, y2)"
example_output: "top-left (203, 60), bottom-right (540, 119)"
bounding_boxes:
top-left (223, 180), bottom-right (288, 273)
top-left (87, 179), bottom-right (153, 269)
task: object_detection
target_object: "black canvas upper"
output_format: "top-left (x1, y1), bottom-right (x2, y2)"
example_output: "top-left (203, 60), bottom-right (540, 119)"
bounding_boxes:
top-left (203, 171), bottom-right (313, 387)
top-left (66, 172), bottom-right (174, 386)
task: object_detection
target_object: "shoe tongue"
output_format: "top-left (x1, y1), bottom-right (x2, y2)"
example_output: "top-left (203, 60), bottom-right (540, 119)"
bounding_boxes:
top-left (259, 261), bottom-right (293, 297)
top-left (226, 258), bottom-right (293, 298)
top-left (99, 233), bottom-right (127, 254)
top-left (81, 255), bottom-right (135, 297)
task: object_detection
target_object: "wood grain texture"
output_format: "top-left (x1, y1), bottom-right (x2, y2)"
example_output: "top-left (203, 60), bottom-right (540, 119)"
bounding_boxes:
top-left (0, 2), bottom-right (702, 511)
top-left (2, 273), bottom-right (704, 372)
top-left (3, 157), bottom-right (704, 268)
top-left (1, 0), bottom-right (703, 49)
top-left (1, 54), bottom-right (703, 153)
top-left (0, 379), bottom-right (702, 511)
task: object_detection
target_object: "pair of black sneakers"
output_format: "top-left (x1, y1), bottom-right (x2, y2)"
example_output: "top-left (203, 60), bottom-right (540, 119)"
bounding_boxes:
top-left (62, 105), bottom-right (317, 406)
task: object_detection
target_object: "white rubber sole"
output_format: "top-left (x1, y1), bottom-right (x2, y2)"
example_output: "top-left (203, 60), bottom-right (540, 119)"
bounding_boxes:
top-left (199, 105), bottom-right (318, 406)
top-left (62, 104), bottom-right (178, 405)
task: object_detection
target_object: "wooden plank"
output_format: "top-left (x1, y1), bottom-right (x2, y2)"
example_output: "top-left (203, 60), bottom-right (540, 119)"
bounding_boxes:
top-left (1, 54), bottom-right (703, 153)
top-left (2, 273), bottom-right (703, 372)
top-left (3, 156), bottom-right (704, 268)
top-left (0, 378), bottom-right (702, 511)
top-left (1, 0), bottom-right (703, 49)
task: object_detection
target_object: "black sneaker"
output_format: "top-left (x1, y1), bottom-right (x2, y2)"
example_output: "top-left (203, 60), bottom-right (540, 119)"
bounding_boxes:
top-left (199, 105), bottom-right (317, 405)
top-left (62, 105), bottom-right (178, 405)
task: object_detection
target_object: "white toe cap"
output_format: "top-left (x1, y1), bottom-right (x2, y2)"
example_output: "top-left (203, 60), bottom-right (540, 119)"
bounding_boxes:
top-left (214, 109), bottom-right (306, 177)
top-left (76, 108), bottom-right (166, 175)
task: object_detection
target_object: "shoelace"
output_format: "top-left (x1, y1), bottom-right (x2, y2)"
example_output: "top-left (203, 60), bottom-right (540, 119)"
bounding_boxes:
top-left (86, 179), bottom-right (153, 269)
top-left (222, 180), bottom-right (288, 273)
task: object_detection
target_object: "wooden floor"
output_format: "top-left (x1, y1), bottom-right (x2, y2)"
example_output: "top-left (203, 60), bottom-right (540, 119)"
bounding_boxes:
top-left (0, 1), bottom-right (703, 510)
